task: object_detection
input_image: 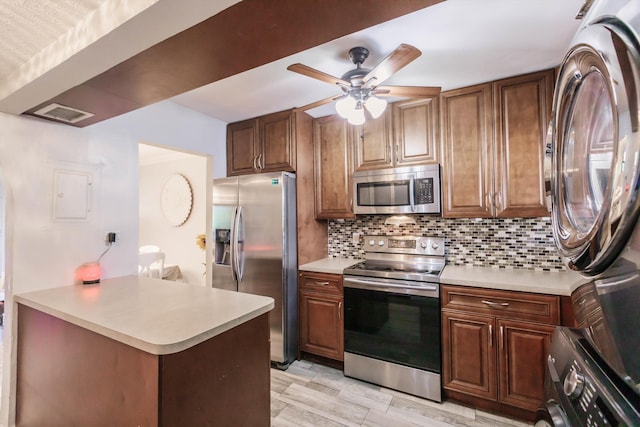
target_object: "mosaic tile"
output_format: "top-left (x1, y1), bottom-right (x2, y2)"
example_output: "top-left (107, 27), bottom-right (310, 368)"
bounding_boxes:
top-left (328, 216), bottom-right (565, 271)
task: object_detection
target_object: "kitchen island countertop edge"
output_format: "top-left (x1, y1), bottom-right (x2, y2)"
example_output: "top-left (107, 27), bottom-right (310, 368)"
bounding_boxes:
top-left (14, 275), bottom-right (274, 355)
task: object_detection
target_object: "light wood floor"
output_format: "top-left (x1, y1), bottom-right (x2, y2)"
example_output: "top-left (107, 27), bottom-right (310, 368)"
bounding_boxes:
top-left (271, 360), bottom-right (534, 427)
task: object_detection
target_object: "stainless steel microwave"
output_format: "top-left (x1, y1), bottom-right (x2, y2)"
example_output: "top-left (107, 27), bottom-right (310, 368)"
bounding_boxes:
top-left (352, 165), bottom-right (441, 215)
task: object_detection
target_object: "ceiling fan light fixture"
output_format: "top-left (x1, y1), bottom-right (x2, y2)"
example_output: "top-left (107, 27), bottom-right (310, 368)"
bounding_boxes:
top-left (365, 95), bottom-right (387, 119)
top-left (347, 105), bottom-right (365, 125)
top-left (336, 95), bottom-right (356, 118)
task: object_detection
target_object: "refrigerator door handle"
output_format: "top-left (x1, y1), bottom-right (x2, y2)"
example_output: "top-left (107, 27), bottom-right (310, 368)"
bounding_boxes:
top-left (229, 207), bottom-right (238, 282)
top-left (234, 206), bottom-right (245, 282)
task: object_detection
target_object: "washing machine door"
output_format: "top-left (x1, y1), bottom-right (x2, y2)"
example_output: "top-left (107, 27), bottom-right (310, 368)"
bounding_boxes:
top-left (551, 14), bottom-right (640, 276)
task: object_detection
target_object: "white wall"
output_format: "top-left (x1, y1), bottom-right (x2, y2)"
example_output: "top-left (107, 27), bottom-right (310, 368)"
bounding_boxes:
top-left (0, 111), bottom-right (139, 424)
top-left (0, 99), bottom-right (227, 425)
top-left (93, 100), bottom-right (228, 177)
top-left (140, 155), bottom-right (208, 286)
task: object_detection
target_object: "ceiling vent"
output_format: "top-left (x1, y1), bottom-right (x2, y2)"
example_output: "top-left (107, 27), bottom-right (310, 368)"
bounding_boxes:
top-left (32, 103), bottom-right (94, 124)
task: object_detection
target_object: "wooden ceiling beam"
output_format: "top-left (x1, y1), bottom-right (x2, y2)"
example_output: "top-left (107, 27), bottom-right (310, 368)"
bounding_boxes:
top-left (24, 0), bottom-right (443, 127)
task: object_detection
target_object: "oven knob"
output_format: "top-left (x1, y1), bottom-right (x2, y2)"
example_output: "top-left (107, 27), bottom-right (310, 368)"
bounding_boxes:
top-left (378, 240), bottom-right (385, 247)
top-left (563, 367), bottom-right (585, 400)
top-left (368, 239), bottom-right (375, 246)
top-left (431, 242), bottom-right (439, 250)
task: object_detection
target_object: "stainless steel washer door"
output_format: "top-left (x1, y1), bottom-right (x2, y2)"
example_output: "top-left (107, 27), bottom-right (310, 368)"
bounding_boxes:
top-left (552, 16), bottom-right (640, 275)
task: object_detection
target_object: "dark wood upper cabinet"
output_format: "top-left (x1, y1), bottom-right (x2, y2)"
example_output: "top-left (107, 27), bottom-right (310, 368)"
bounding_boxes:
top-left (313, 115), bottom-right (354, 219)
top-left (258, 109), bottom-right (296, 173)
top-left (353, 109), bottom-right (394, 171)
top-left (440, 83), bottom-right (493, 218)
top-left (393, 97), bottom-right (439, 166)
top-left (353, 97), bottom-right (439, 172)
top-left (227, 118), bottom-right (259, 176)
top-left (493, 70), bottom-right (553, 217)
top-left (440, 69), bottom-right (554, 218)
top-left (227, 109), bottom-right (295, 176)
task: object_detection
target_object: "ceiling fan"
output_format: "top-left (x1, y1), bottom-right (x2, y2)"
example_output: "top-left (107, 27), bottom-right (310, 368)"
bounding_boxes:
top-left (287, 44), bottom-right (441, 125)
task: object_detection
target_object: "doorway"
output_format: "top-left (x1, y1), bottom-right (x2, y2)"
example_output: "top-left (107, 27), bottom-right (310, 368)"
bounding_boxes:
top-left (138, 143), bottom-right (212, 286)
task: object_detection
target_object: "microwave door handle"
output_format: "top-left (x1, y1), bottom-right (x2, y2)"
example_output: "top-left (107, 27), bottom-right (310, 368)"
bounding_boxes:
top-left (409, 175), bottom-right (416, 212)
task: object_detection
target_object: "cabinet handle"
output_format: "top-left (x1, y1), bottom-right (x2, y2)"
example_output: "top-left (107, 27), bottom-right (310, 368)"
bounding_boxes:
top-left (350, 199), bottom-right (353, 211)
top-left (339, 301), bottom-right (342, 319)
top-left (495, 192), bottom-right (502, 211)
top-left (252, 155), bottom-right (257, 170)
top-left (388, 144), bottom-right (392, 163)
top-left (482, 300), bottom-right (509, 309)
top-left (395, 143), bottom-right (400, 161)
top-left (258, 153), bottom-right (264, 169)
top-left (500, 326), bottom-right (504, 350)
top-left (314, 281), bottom-right (330, 286)
top-left (489, 324), bottom-right (493, 347)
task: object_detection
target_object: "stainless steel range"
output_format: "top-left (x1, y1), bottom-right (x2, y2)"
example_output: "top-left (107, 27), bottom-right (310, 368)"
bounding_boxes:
top-left (343, 235), bottom-right (444, 402)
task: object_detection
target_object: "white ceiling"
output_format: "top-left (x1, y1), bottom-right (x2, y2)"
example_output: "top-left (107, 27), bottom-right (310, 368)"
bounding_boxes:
top-left (0, 0), bottom-right (584, 124)
top-left (171, 0), bottom-right (585, 121)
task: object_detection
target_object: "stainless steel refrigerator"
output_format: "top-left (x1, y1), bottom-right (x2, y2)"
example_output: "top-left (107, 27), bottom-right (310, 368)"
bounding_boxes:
top-left (212, 171), bottom-right (297, 367)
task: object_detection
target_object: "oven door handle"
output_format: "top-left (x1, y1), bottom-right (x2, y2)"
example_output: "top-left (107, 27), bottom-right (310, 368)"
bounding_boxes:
top-left (344, 277), bottom-right (438, 297)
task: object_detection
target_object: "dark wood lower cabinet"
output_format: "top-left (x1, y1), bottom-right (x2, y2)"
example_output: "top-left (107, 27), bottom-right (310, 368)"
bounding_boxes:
top-left (299, 291), bottom-right (343, 360)
top-left (441, 285), bottom-right (561, 421)
top-left (442, 311), bottom-right (496, 400)
top-left (299, 271), bottom-right (344, 361)
top-left (498, 319), bottom-right (555, 412)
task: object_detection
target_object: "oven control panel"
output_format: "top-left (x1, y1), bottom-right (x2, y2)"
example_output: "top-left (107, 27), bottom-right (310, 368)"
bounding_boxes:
top-left (363, 235), bottom-right (444, 256)
top-left (547, 327), bottom-right (637, 426)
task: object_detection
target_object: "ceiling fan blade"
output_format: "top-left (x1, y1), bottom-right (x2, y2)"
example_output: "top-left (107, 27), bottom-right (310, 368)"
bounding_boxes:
top-left (376, 85), bottom-right (441, 98)
top-left (287, 63), bottom-right (350, 88)
top-left (294, 95), bottom-right (341, 112)
top-left (362, 44), bottom-right (422, 87)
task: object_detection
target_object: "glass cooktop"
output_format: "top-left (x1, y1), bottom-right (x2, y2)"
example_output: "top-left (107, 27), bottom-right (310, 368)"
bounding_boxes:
top-left (343, 260), bottom-right (443, 282)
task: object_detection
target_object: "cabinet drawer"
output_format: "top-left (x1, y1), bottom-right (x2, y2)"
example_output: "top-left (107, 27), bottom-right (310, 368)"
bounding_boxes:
top-left (441, 285), bottom-right (560, 324)
top-left (299, 272), bottom-right (342, 295)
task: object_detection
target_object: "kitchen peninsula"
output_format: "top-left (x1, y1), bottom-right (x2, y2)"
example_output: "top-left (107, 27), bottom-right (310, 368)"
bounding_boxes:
top-left (14, 276), bottom-right (274, 426)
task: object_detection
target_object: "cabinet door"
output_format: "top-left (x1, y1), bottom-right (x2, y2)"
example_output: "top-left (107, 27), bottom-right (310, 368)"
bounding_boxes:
top-left (313, 115), bottom-right (355, 219)
top-left (299, 290), bottom-right (344, 361)
top-left (353, 109), bottom-right (393, 171)
top-left (258, 110), bottom-right (295, 173)
top-left (497, 318), bottom-right (555, 411)
top-left (393, 98), bottom-right (439, 166)
top-left (493, 70), bottom-right (553, 217)
top-left (442, 311), bottom-right (496, 400)
top-left (227, 119), bottom-right (258, 176)
top-left (440, 84), bottom-right (493, 218)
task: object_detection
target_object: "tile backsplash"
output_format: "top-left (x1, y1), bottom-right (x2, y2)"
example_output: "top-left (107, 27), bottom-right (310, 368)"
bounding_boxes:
top-left (328, 216), bottom-right (566, 271)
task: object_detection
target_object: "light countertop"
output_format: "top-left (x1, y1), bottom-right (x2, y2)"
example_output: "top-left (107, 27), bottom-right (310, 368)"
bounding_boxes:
top-left (14, 275), bottom-right (274, 355)
top-left (441, 265), bottom-right (588, 296)
top-left (299, 257), bottom-right (588, 296)
top-left (299, 257), bottom-right (360, 275)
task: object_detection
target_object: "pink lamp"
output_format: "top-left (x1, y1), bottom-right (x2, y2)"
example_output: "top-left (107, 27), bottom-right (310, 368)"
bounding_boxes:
top-left (77, 262), bottom-right (102, 285)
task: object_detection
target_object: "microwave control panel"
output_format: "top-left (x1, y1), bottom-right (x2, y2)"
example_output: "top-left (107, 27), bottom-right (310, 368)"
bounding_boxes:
top-left (415, 178), bottom-right (434, 204)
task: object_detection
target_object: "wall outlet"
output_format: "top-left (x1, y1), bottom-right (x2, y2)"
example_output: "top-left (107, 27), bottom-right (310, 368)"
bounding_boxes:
top-left (106, 232), bottom-right (117, 243)
top-left (352, 232), bottom-right (361, 244)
